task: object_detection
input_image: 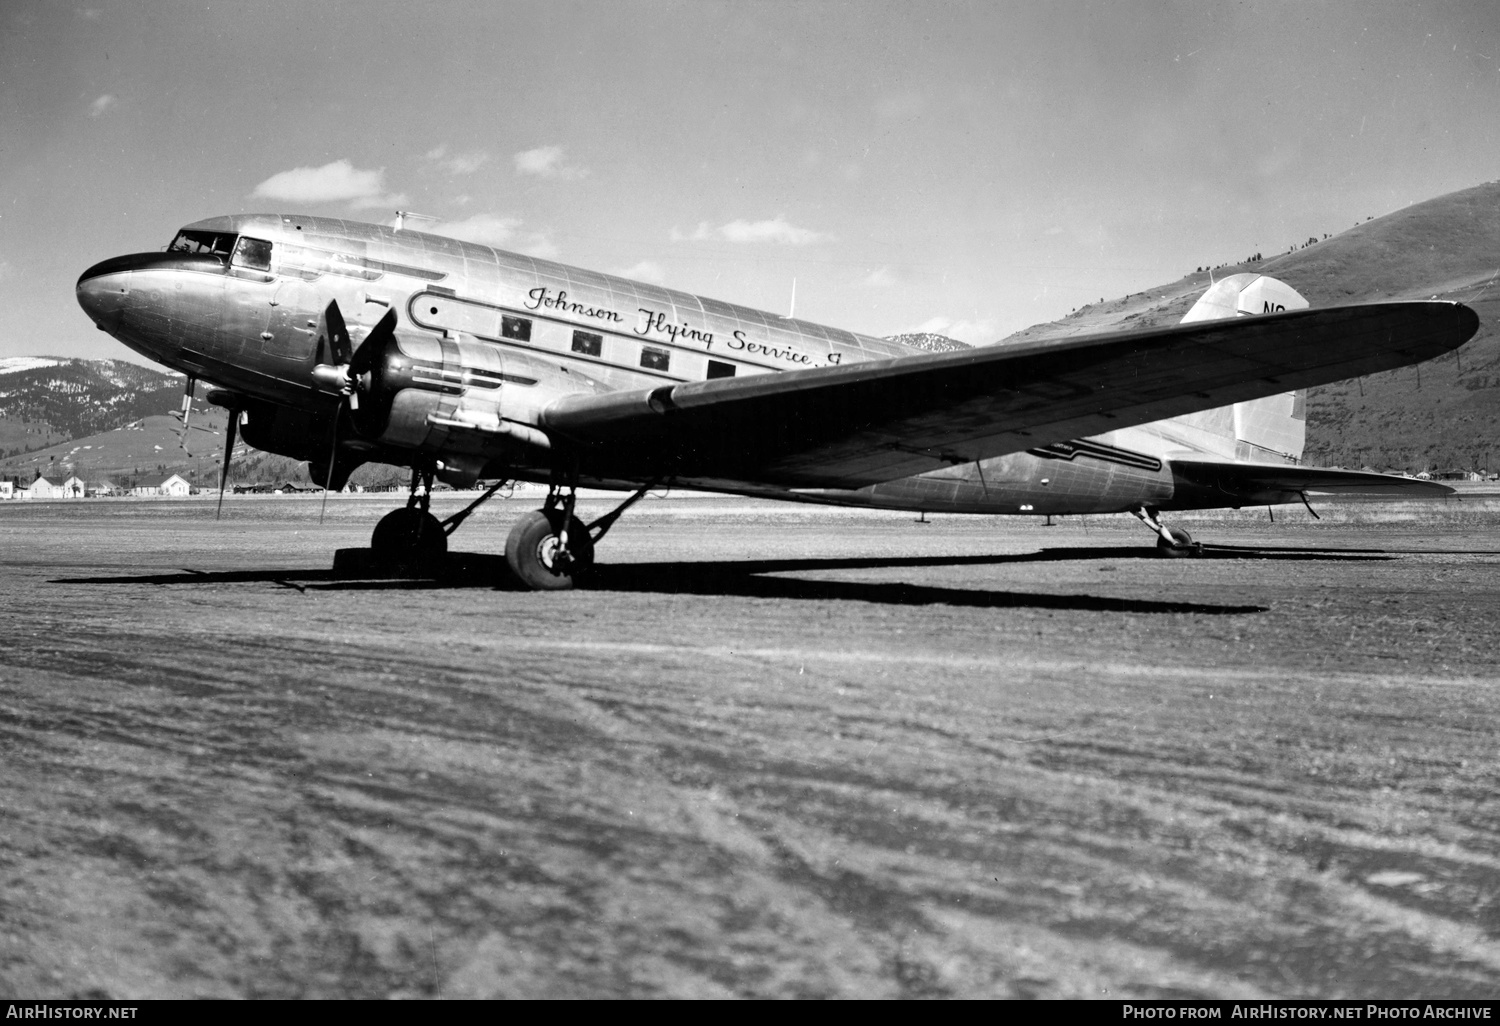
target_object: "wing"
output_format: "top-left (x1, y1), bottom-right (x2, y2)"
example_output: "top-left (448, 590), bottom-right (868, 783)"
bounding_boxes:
top-left (542, 301), bottom-right (1478, 490)
top-left (1164, 458), bottom-right (1454, 510)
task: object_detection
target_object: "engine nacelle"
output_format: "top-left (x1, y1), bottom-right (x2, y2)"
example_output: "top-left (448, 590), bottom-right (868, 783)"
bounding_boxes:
top-left (348, 329), bottom-right (607, 467)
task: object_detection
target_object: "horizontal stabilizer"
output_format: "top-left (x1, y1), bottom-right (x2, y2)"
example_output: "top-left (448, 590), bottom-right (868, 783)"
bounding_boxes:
top-left (543, 301), bottom-right (1478, 490)
top-left (1166, 458), bottom-right (1454, 510)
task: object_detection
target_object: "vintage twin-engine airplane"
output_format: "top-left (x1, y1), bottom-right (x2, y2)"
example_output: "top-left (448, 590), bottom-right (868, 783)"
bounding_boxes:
top-left (75, 214), bottom-right (1477, 588)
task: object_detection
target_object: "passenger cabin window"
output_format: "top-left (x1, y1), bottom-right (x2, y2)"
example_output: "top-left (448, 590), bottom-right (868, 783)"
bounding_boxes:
top-left (571, 330), bottom-right (603, 357)
top-left (501, 315), bottom-right (532, 341)
top-left (231, 237), bottom-right (273, 272)
top-left (167, 230), bottom-right (237, 261)
top-left (640, 346), bottom-right (670, 372)
top-left (706, 360), bottom-right (737, 379)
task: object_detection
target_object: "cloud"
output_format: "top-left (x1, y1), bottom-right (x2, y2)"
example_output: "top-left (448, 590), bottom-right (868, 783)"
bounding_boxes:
top-left (513, 145), bottom-right (587, 180)
top-left (720, 217), bottom-right (828, 245)
top-left (860, 266), bottom-right (898, 288)
top-left (671, 216), bottom-right (829, 246)
top-left (424, 144), bottom-right (489, 176)
top-left (433, 214), bottom-right (558, 260)
top-left (669, 222), bottom-right (713, 242)
top-left (88, 94), bottom-right (116, 117)
top-left (249, 159), bottom-right (406, 209)
top-left (613, 260), bottom-right (666, 285)
top-left (909, 316), bottom-right (999, 345)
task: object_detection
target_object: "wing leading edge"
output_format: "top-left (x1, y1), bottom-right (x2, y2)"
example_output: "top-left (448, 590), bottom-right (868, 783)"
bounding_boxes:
top-left (542, 301), bottom-right (1478, 490)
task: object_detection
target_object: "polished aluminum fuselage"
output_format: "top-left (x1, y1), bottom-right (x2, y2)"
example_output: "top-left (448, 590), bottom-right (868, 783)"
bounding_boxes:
top-left (77, 213), bottom-right (1196, 514)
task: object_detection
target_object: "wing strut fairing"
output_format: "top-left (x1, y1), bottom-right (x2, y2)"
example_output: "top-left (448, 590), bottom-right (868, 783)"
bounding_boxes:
top-left (542, 302), bottom-right (1478, 491)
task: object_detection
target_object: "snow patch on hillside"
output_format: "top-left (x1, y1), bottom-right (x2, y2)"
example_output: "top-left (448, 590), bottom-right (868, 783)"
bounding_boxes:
top-left (0, 358), bottom-right (64, 376)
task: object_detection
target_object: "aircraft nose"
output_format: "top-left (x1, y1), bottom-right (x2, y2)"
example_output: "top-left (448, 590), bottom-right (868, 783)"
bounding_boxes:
top-left (76, 260), bottom-right (132, 331)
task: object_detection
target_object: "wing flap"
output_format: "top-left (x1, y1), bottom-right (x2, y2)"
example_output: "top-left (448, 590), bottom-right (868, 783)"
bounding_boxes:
top-left (542, 301), bottom-right (1477, 489)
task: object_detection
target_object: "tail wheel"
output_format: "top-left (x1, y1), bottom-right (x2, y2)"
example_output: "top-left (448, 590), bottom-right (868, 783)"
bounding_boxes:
top-left (505, 509), bottom-right (594, 590)
top-left (1155, 526), bottom-right (1195, 558)
top-left (371, 507), bottom-right (448, 562)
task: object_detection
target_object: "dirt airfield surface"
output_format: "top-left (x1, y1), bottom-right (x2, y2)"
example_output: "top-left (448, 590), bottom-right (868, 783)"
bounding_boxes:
top-left (1, 493), bottom-right (1498, 999)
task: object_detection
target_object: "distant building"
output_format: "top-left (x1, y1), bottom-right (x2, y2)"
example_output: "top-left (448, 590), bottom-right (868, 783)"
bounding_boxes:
top-left (131, 473), bottom-right (191, 497)
top-left (27, 475), bottom-right (64, 499)
top-left (88, 480), bottom-right (117, 497)
top-left (61, 475), bottom-right (86, 497)
top-left (0, 479), bottom-right (13, 500)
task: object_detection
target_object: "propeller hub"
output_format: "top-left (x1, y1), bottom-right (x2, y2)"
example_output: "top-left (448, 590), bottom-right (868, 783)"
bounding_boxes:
top-left (311, 364), bottom-right (353, 393)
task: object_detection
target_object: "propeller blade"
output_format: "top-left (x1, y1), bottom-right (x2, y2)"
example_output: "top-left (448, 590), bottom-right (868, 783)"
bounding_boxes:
top-left (216, 408), bottom-right (239, 521)
top-left (363, 307), bottom-right (397, 351)
top-left (319, 403), bottom-right (342, 525)
top-left (322, 300), bottom-right (353, 366)
top-left (345, 308), bottom-right (396, 423)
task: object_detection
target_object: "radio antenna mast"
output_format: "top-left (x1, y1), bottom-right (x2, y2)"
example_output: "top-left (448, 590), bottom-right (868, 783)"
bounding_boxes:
top-left (393, 211), bottom-right (440, 232)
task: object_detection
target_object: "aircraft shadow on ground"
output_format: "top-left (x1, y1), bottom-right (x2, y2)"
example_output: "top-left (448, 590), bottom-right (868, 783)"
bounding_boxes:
top-left (56, 560), bottom-right (1262, 614)
top-left (61, 539), bottom-right (1477, 613)
top-left (45, 543), bottom-right (1425, 614)
top-left (580, 559), bottom-right (1269, 614)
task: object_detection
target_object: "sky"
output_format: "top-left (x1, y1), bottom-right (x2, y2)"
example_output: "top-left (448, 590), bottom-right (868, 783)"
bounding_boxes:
top-left (3, 0), bottom-right (1499, 363)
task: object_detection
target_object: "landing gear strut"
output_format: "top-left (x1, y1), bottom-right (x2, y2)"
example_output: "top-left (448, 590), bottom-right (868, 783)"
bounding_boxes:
top-left (1132, 506), bottom-right (1199, 558)
top-left (363, 458), bottom-right (658, 589)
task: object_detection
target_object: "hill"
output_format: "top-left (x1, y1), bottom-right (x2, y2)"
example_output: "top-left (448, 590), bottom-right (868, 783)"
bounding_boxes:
top-left (997, 181), bottom-right (1500, 474)
top-left (0, 358), bottom-right (185, 460)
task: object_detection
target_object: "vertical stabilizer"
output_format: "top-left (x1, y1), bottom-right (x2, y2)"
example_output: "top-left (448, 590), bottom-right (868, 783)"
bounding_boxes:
top-left (1180, 273), bottom-right (1308, 324)
top-left (1175, 274), bottom-right (1310, 463)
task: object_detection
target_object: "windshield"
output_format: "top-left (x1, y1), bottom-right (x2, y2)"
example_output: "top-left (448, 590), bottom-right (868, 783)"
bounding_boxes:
top-left (167, 230), bottom-right (237, 260)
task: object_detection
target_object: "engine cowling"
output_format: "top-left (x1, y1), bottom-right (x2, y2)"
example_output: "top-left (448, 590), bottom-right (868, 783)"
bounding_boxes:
top-left (348, 328), bottom-right (606, 464)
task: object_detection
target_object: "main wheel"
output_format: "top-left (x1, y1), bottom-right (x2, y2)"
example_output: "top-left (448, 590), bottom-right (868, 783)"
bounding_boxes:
top-left (1155, 526), bottom-right (1195, 558)
top-left (371, 507), bottom-right (448, 562)
top-left (505, 509), bottom-right (594, 590)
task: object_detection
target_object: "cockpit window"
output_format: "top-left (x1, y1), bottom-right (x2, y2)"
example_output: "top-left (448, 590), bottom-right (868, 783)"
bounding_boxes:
top-left (167, 230), bottom-right (237, 260)
top-left (231, 236), bottom-right (273, 272)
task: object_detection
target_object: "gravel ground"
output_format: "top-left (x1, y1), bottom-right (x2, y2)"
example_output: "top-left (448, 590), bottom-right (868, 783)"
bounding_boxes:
top-left (1, 495), bottom-right (1497, 998)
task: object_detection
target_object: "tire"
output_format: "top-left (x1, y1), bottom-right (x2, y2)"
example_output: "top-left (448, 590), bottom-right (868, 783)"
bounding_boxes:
top-left (370, 507), bottom-right (448, 562)
top-left (1155, 526), bottom-right (1195, 558)
top-left (505, 509), bottom-right (594, 590)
